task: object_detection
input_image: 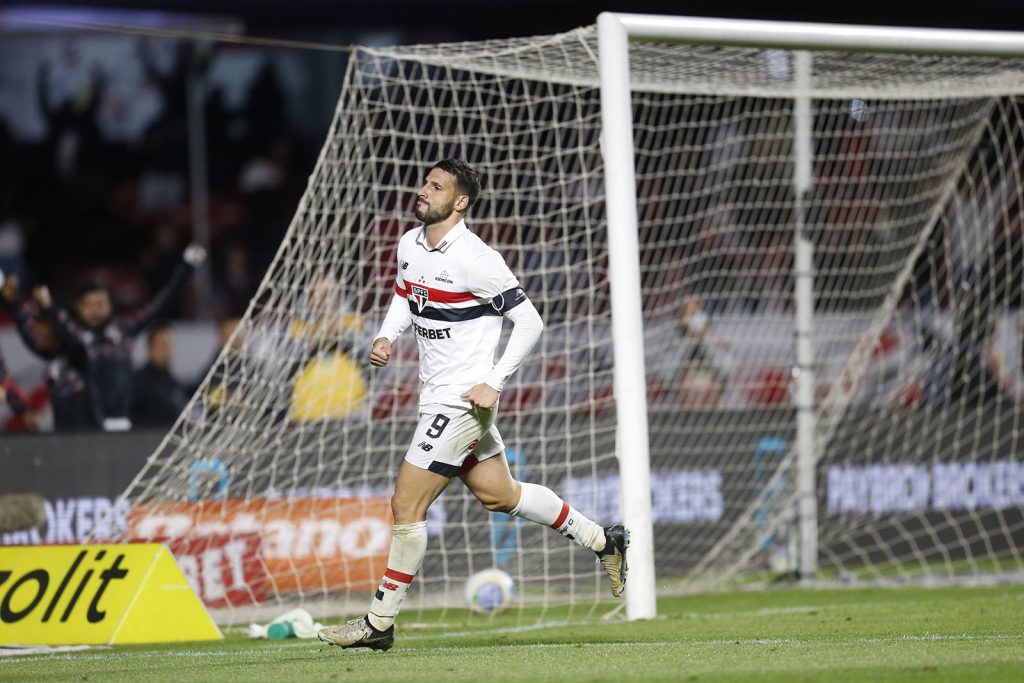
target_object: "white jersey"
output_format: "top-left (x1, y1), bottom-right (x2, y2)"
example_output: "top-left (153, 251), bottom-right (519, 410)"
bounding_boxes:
top-left (378, 220), bottom-right (528, 408)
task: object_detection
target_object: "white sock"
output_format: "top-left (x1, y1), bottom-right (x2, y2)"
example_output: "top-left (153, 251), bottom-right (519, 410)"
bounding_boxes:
top-left (511, 482), bottom-right (606, 552)
top-left (367, 521), bottom-right (427, 630)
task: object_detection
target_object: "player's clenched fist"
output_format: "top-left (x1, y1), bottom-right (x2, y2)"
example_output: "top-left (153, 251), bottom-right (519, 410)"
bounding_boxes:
top-left (461, 383), bottom-right (499, 411)
top-left (369, 337), bottom-right (392, 367)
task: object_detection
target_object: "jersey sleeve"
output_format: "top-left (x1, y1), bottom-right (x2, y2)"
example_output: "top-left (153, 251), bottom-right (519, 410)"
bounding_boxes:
top-left (485, 297), bottom-right (544, 391)
top-left (378, 237), bottom-right (412, 343)
top-left (394, 254), bottom-right (406, 294)
top-left (465, 247), bottom-right (519, 301)
top-left (375, 294), bottom-right (412, 343)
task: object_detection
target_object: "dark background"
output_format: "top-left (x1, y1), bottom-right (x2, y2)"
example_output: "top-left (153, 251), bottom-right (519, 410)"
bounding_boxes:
top-left (4, 0), bottom-right (1020, 312)
top-left (16, 1), bottom-right (1024, 33)
top-left (2, 0), bottom-right (1023, 433)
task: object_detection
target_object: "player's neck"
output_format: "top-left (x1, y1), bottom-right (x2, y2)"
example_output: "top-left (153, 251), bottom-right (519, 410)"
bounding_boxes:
top-left (423, 215), bottom-right (462, 249)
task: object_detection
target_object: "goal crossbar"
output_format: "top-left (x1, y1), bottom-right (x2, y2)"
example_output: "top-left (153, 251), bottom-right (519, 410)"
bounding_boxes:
top-left (607, 13), bottom-right (1024, 57)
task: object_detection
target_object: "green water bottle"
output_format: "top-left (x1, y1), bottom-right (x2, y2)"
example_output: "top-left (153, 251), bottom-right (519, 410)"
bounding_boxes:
top-left (267, 620), bottom-right (296, 640)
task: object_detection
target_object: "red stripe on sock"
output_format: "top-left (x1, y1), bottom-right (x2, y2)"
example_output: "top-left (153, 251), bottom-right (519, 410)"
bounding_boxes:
top-left (551, 501), bottom-right (570, 529)
top-left (384, 568), bottom-right (414, 584)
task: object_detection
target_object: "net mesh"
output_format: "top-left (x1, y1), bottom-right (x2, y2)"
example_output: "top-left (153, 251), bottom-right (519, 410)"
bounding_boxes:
top-left (117, 25), bottom-right (1024, 623)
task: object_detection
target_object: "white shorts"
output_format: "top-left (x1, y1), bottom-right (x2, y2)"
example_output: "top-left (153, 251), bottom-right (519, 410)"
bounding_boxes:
top-left (404, 405), bottom-right (505, 477)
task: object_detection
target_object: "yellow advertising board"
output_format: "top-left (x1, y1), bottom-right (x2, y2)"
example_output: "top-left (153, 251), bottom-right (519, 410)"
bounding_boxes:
top-left (0, 544), bottom-right (222, 645)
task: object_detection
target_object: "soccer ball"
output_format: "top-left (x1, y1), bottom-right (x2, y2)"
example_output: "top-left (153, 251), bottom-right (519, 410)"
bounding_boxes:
top-left (464, 568), bottom-right (515, 614)
top-left (849, 98), bottom-right (871, 122)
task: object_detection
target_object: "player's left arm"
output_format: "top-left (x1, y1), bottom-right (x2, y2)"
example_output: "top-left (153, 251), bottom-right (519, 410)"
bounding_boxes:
top-left (461, 250), bottom-right (544, 410)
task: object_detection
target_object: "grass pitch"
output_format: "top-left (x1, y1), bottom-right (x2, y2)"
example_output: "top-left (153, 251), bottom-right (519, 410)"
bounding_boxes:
top-left (3, 585), bottom-right (1022, 682)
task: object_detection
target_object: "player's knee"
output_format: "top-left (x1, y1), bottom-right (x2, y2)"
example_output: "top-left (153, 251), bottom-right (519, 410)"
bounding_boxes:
top-left (479, 481), bottom-right (521, 514)
top-left (391, 492), bottom-right (419, 523)
top-left (480, 499), bottom-right (507, 513)
top-left (480, 492), bottom-right (517, 514)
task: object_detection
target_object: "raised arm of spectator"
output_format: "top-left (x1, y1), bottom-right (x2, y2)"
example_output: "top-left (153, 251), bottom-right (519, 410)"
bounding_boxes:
top-left (0, 271), bottom-right (55, 360)
top-left (0, 348), bottom-right (28, 416)
top-left (123, 243), bottom-right (206, 337)
top-left (10, 301), bottom-right (56, 361)
top-left (36, 286), bottom-right (91, 355)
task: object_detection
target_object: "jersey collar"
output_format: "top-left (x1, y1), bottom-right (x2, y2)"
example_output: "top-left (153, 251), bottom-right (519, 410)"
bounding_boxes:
top-left (415, 220), bottom-right (468, 253)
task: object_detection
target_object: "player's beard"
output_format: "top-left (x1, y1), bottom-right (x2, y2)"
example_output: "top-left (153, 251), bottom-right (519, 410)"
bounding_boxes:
top-left (414, 198), bottom-right (455, 226)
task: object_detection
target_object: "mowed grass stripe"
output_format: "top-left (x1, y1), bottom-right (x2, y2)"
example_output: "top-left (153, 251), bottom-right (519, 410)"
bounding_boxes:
top-left (1, 585), bottom-right (1022, 682)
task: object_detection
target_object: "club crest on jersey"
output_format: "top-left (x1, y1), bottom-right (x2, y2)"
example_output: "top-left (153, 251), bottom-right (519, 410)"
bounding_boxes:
top-left (410, 285), bottom-right (430, 312)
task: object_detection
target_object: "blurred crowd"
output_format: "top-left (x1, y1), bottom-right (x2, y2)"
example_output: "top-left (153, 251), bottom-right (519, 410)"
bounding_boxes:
top-left (0, 39), bottom-right (313, 322)
top-left (0, 37), bottom-right (323, 432)
top-left (1, 245), bottom-right (213, 432)
top-left (0, 256), bottom-right (375, 433)
top-left (3, 33), bottom-right (1024, 432)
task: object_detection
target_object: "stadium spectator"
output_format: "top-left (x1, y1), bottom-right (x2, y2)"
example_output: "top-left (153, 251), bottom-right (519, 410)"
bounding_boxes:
top-left (38, 243), bottom-right (206, 431)
top-left (288, 273), bottom-right (368, 422)
top-left (948, 312), bottom-right (1015, 410)
top-left (132, 323), bottom-right (188, 427)
top-left (36, 61), bottom-right (106, 191)
top-left (677, 295), bottom-right (726, 408)
top-left (195, 316), bottom-right (244, 418)
top-left (1, 270), bottom-right (93, 431)
top-left (0, 341), bottom-right (28, 419)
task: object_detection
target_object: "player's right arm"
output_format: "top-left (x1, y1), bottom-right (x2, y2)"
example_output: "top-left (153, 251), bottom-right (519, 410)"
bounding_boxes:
top-left (371, 295), bottom-right (411, 367)
top-left (370, 246), bottom-right (413, 368)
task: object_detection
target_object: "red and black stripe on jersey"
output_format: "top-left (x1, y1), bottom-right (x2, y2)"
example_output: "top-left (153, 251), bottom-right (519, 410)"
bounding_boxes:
top-left (395, 283), bottom-right (527, 322)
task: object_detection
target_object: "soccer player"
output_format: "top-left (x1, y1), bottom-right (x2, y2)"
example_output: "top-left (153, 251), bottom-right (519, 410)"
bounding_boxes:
top-left (317, 160), bottom-right (628, 652)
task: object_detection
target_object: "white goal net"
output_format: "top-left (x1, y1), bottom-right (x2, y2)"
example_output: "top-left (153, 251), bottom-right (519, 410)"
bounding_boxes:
top-left (117, 23), bottom-right (1024, 623)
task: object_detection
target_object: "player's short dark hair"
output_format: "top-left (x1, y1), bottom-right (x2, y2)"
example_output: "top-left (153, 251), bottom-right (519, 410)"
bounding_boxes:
top-left (432, 159), bottom-right (481, 211)
top-left (75, 281), bottom-right (108, 301)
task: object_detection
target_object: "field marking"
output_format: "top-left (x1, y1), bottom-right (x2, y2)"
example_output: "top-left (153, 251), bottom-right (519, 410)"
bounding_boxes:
top-left (0, 642), bottom-right (315, 665)
top-left (401, 620), bottom-right (582, 640)
top-left (406, 642), bottom-right (679, 654)
top-left (0, 645), bottom-right (106, 658)
top-left (676, 597), bottom-right (1021, 620)
top-left (677, 606), bottom-right (822, 619)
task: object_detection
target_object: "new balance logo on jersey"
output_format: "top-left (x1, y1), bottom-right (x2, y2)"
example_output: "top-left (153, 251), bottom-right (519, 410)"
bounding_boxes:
top-left (418, 441), bottom-right (433, 452)
top-left (413, 322), bottom-right (452, 340)
top-left (435, 270), bottom-right (454, 284)
top-left (401, 261), bottom-right (409, 270)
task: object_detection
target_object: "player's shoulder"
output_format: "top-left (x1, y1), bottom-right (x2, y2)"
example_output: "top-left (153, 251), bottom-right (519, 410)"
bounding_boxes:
top-left (398, 226), bottom-right (422, 247)
top-left (460, 227), bottom-right (504, 259)
top-left (395, 227), bottom-right (422, 259)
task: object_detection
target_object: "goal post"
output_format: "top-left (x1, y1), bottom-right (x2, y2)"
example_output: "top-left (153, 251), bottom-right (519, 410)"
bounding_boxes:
top-left (597, 12), bottom-right (658, 621)
top-left (598, 13), bottom-right (1024, 610)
